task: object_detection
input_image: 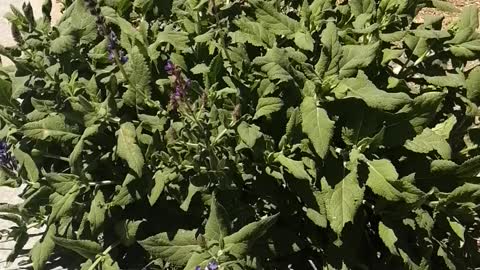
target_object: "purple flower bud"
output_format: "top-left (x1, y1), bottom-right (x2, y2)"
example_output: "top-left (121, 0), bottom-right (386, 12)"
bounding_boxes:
top-left (195, 267), bottom-right (201, 270)
top-left (165, 60), bottom-right (175, 75)
top-left (108, 51), bottom-right (114, 62)
top-left (185, 79), bottom-right (192, 88)
top-left (119, 50), bottom-right (128, 64)
top-left (207, 261), bottom-right (218, 270)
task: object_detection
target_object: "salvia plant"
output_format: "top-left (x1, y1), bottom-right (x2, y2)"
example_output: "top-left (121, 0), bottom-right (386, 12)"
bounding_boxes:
top-left (1, 0), bottom-right (480, 269)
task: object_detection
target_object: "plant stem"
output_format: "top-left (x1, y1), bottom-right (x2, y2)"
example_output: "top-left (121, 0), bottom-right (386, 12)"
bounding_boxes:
top-left (87, 241), bottom-right (120, 270)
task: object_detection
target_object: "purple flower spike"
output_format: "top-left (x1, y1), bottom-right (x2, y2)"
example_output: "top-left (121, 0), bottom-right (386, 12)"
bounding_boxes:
top-left (165, 60), bottom-right (175, 75)
top-left (0, 141), bottom-right (17, 172)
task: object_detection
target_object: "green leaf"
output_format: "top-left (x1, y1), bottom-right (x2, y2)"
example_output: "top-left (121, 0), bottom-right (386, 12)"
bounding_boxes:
top-left (224, 214), bottom-right (279, 258)
top-left (294, 31), bottom-right (314, 51)
top-left (237, 122), bottom-right (262, 148)
top-left (254, 97), bottom-right (283, 120)
top-left (69, 124), bottom-right (100, 171)
top-left (13, 148), bottom-right (39, 182)
top-left (466, 66), bottom-right (480, 102)
top-left (48, 185), bottom-right (80, 225)
top-left (447, 6), bottom-right (479, 44)
top-left (52, 237), bottom-right (102, 259)
top-left (148, 24), bottom-right (189, 58)
top-left (349, 0), bottom-right (375, 16)
top-left (381, 49), bottom-right (404, 65)
top-left (88, 190), bottom-right (106, 234)
top-left (31, 225), bottom-right (56, 270)
top-left (138, 230), bottom-right (200, 266)
top-left (424, 73), bottom-right (466, 88)
top-left (365, 159), bottom-right (403, 201)
top-left (378, 221), bottom-right (398, 255)
top-left (334, 72), bottom-right (411, 110)
top-left (404, 116), bottom-right (456, 159)
top-left (251, 0), bottom-right (300, 36)
top-left (21, 114), bottom-right (80, 141)
top-left (117, 122), bottom-right (144, 177)
top-left (275, 154), bottom-right (311, 181)
top-left (300, 97), bottom-right (334, 158)
top-left (438, 246), bottom-right (456, 270)
top-left (149, 169), bottom-right (177, 206)
top-left (306, 208), bottom-right (327, 228)
top-left (339, 42), bottom-right (379, 78)
top-left (326, 170), bottom-right (364, 235)
top-left (123, 46), bottom-right (152, 107)
top-left (71, 0), bottom-right (97, 44)
top-left (205, 195), bottom-right (230, 241)
top-left (184, 252), bottom-right (212, 270)
top-left (50, 35), bottom-right (75, 54)
top-left (315, 22), bottom-right (342, 77)
top-left (431, 0), bottom-right (460, 12)
top-left (115, 219), bottom-right (143, 246)
top-left (398, 92), bottom-right (446, 132)
top-left (229, 18), bottom-right (275, 47)
top-left (45, 173), bottom-right (79, 195)
top-left (0, 78), bottom-right (13, 107)
top-left (448, 218), bottom-right (465, 241)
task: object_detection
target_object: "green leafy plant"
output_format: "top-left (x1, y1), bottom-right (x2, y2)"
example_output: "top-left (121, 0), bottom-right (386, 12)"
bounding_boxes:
top-left (1, 0), bottom-right (480, 269)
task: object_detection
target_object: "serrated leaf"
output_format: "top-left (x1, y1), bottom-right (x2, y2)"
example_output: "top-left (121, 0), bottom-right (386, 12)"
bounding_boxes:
top-left (339, 42), bottom-right (379, 78)
top-left (71, 0), bottom-right (97, 44)
top-left (237, 122), bottom-right (262, 148)
top-left (378, 221), bottom-right (398, 255)
top-left (21, 114), bottom-right (80, 141)
top-left (115, 219), bottom-right (143, 246)
top-left (254, 97), bottom-right (283, 119)
top-left (148, 24), bottom-right (189, 58)
top-left (300, 97), bottom-right (334, 158)
top-left (294, 31), bottom-right (314, 51)
top-left (123, 46), bottom-right (151, 107)
top-left (117, 122), bottom-right (144, 177)
top-left (69, 124), bottom-right (100, 172)
top-left (50, 35), bottom-right (75, 54)
top-left (334, 72), bottom-right (412, 110)
top-left (315, 22), bottom-right (342, 77)
top-left (326, 170), bottom-right (364, 235)
top-left (149, 169), bottom-right (177, 206)
top-left (45, 173), bottom-right (79, 195)
top-left (52, 237), bottom-right (102, 259)
top-left (139, 230), bottom-right (200, 266)
top-left (404, 116), bottom-right (456, 159)
top-left (424, 73), bottom-right (466, 88)
top-left (224, 214), bottom-right (279, 258)
top-left (251, 0), bottom-right (300, 36)
top-left (275, 154), bottom-right (311, 181)
top-left (431, 0), bottom-right (460, 12)
top-left (229, 18), bottom-right (275, 47)
top-left (88, 190), bottom-right (106, 234)
top-left (365, 159), bottom-right (403, 201)
top-left (13, 148), bottom-right (38, 182)
top-left (31, 225), bottom-right (56, 270)
top-left (466, 66), bottom-right (480, 101)
top-left (48, 185), bottom-right (79, 225)
top-left (205, 195), bottom-right (230, 241)
top-left (381, 49), bottom-right (404, 65)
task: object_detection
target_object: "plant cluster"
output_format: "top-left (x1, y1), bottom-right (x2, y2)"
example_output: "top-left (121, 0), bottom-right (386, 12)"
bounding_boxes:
top-left (1, 0), bottom-right (480, 269)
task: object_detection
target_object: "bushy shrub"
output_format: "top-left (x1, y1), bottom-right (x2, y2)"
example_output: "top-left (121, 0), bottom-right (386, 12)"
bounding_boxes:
top-left (1, 0), bottom-right (480, 269)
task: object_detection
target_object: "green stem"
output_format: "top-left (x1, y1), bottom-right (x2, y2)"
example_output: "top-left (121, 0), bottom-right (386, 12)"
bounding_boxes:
top-left (87, 241), bottom-right (120, 270)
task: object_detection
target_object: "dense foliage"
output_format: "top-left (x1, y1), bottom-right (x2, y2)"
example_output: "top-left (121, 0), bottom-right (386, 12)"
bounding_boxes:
top-left (1, 0), bottom-right (480, 269)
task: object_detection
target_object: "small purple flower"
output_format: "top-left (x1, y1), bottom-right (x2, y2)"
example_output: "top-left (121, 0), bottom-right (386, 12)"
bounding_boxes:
top-left (119, 50), bottom-right (128, 64)
top-left (206, 261), bottom-right (218, 270)
top-left (0, 141), bottom-right (17, 172)
top-left (195, 267), bottom-right (201, 270)
top-left (165, 60), bottom-right (175, 75)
